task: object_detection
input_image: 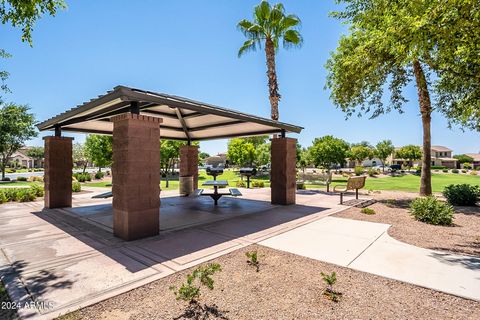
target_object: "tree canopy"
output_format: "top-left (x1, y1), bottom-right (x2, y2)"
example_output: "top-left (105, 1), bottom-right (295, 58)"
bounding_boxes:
top-left (374, 140), bottom-right (395, 170)
top-left (0, 103), bottom-right (37, 178)
top-left (348, 145), bottom-right (373, 165)
top-left (395, 145), bottom-right (422, 164)
top-left (309, 135), bottom-right (349, 169)
top-left (453, 154), bottom-right (474, 164)
top-left (227, 138), bottom-right (256, 167)
top-left (85, 134), bottom-right (112, 171)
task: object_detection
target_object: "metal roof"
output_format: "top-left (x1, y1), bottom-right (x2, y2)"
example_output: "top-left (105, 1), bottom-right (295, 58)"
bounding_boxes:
top-left (37, 86), bottom-right (303, 141)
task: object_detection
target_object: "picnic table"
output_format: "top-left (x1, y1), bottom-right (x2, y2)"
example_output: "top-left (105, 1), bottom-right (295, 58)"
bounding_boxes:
top-left (198, 180), bottom-right (242, 205)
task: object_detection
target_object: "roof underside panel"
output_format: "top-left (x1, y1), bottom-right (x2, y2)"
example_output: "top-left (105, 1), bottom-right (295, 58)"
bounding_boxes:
top-left (37, 86), bottom-right (303, 141)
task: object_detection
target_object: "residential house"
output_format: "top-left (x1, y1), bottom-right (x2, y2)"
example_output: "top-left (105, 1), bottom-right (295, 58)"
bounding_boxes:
top-left (9, 148), bottom-right (44, 169)
top-left (465, 153), bottom-right (480, 169)
top-left (388, 146), bottom-right (457, 168)
top-left (205, 152), bottom-right (227, 167)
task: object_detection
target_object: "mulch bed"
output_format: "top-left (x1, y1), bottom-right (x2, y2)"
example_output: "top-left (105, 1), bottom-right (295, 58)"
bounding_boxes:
top-left (334, 197), bottom-right (480, 257)
top-left (61, 245), bottom-right (480, 320)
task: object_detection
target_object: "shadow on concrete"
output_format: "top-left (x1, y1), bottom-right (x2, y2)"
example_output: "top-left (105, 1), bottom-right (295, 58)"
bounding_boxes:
top-left (429, 252), bottom-right (480, 271)
top-left (31, 196), bottom-right (327, 273)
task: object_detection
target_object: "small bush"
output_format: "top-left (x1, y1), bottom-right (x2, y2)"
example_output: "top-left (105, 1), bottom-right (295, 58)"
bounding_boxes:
top-left (461, 169), bottom-right (467, 173)
top-left (251, 180), bottom-right (265, 188)
top-left (30, 184), bottom-right (44, 197)
top-left (410, 196), bottom-right (454, 225)
top-left (72, 181), bottom-right (82, 192)
top-left (16, 176), bottom-right (27, 181)
top-left (0, 190), bottom-right (7, 204)
top-left (367, 168), bottom-right (377, 177)
top-left (354, 166), bottom-right (364, 176)
top-left (431, 165), bottom-right (447, 170)
top-left (4, 189), bottom-right (18, 201)
top-left (443, 184), bottom-right (479, 206)
top-left (321, 271), bottom-right (341, 302)
top-left (463, 163), bottom-right (472, 170)
top-left (1, 177), bottom-right (11, 181)
top-left (361, 207), bottom-right (376, 215)
top-left (451, 169), bottom-right (459, 174)
top-left (95, 171), bottom-right (104, 179)
top-left (28, 176), bottom-right (44, 182)
top-left (296, 182), bottom-right (306, 190)
top-left (246, 251), bottom-right (260, 272)
top-left (442, 169), bottom-right (449, 173)
top-left (471, 171), bottom-right (478, 176)
top-left (236, 180), bottom-right (246, 188)
top-left (16, 188), bottom-right (36, 202)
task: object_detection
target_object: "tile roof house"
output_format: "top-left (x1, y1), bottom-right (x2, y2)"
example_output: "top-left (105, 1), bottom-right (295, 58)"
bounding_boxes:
top-left (465, 153), bottom-right (480, 168)
top-left (388, 146), bottom-right (458, 168)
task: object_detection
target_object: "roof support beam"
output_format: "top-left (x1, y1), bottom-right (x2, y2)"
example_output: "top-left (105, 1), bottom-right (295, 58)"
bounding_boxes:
top-left (191, 129), bottom-right (281, 141)
top-left (188, 120), bottom-right (245, 132)
top-left (174, 108), bottom-right (191, 142)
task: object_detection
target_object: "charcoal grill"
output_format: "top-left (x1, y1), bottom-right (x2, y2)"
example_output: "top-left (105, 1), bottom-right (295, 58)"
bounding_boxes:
top-left (239, 167), bottom-right (257, 188)
top-left (206, 167), bottom-right (224, 180)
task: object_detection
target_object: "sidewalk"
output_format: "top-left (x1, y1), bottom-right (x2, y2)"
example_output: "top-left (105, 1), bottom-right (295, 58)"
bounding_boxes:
top-left (260, 216), bottom-right (480, 301)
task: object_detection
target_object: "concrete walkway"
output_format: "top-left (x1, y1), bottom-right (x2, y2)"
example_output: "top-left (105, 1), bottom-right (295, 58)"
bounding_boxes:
top-left (260, 216), bottom-right (480, 302)
top-left (0, 188), bottom-right (349, 319)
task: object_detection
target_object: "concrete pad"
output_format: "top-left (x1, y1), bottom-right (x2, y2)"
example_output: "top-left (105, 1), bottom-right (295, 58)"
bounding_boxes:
top-left (350, 233), bottom-right (480, 301)
top-left (260, 217), bottom-right (389, 266)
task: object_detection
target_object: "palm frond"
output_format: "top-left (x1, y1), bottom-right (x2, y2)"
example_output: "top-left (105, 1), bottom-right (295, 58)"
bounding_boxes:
top-left (254, 1), bottom-right (271, 24)
top-left (238, 39), bottom-right (258, 57)
top-left (282, 14), bottom-right (301, 29)
top-left (283, 29), bottom-right (303, 48)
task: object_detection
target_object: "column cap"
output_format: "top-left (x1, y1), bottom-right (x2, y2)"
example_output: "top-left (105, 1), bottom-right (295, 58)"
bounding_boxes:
top-left (111, 113), bottom-right (163, 124)
top-left (43, 136), bottom-right (74, 141)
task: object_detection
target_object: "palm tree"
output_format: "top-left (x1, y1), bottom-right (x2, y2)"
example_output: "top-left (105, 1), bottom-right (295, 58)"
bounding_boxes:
top-left (237, 1), bottom-right (302, 121)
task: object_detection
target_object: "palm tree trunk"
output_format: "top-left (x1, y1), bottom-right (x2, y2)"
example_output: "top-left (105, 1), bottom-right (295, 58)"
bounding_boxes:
top-left (413, 59), bottom-right (432, 196)
top-left (265, 38), bottom-right (280, 121)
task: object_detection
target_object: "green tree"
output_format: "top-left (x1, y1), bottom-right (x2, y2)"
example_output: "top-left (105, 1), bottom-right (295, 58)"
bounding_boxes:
top-left (453, 154), bottom-right (474, 165)
top-left (0, 0), bottom-right (66, 97)
top-left (395, 145), bottom-right (422, 167)
top-left (375, 140), bottom-right (395, 172)
top-left (309, 135), bottom-right (349, 169)
top-left (348, 145), bottom-right (373, 166)
top-left (298, 147), bottom-right (311, 172)
top-left (243, 136), bottom-right (269, 148)
top-left (255, 142), bottom-right (271, 166)
top-left (0, 103), bottom-right (37, 179)
top-left (73, 142), bottom-right (88, 173)
top-left (238, 1), bottom-right (302, 120)
top-left (85, 134), bottom-right (112, 172)
top-left (26, 146), bottom-right (44, 168)
top-left (326, 0), bottom-right (478, 195)
top-left (227, 138), bottom-right (256, 167)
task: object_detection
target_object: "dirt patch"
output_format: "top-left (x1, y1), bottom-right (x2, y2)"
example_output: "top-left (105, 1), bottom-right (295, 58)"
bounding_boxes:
top-left (60, 245), bottom-right (479, 320)
top-left (334, 197), bottom-right (480, 256)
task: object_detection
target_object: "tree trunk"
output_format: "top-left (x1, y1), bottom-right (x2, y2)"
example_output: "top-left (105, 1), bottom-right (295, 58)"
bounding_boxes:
top-left (264, 37), bottom-right (280, 121)
top-left (413, 59), bottom-right (432, 196)
top-left (82, 163), bottom-right (87, 174)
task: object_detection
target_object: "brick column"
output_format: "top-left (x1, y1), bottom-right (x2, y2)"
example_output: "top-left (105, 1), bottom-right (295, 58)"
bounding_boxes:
top-left (44, 136), bottom-right (73, 209)
top-left (179, 145), bottom-right (199, 189)
top-left (112, 113), bottom-right (162, 241)
top-left (271, 137), bottom-right (296, 205)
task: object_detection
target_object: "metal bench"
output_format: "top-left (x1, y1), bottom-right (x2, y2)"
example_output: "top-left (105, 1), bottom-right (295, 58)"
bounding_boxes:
top-left (334, 176), bottom-right (366, 204)
top-left (229, 188), bottom-right (242, 197)
top-left (297, 171), bottom-right (333, 192)
top-left (191, 189), bottom-right (204, 196)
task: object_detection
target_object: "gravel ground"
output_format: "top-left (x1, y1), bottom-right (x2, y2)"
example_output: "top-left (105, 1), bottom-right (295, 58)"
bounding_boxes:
top-left (59, 245), bottom-right (480, 320)
top-left (334, 193), bottom-right (480, 256)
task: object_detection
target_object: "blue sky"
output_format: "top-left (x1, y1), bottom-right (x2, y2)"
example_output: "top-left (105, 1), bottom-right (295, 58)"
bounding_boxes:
top-left (1, 0), bottom-right (478, 155)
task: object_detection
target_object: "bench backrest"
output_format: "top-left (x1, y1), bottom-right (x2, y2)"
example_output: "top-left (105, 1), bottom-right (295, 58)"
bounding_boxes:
top-left (298, 171), bottom-right (332, 183)
top-left (346, 176), bottom-right (366, 190)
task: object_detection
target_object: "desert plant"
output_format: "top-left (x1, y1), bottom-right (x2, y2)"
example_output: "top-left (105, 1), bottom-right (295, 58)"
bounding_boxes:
top-left (72, 181), bottom-right (81, 192)
top-left (320, 271), bottom-right (341, 302)
top-left (246, 250), bottom-right (260, 272)
top-left (236, 180), bottom-right (246, 188)
top-left (354, 166), bottom-right (364, 176)
top-left (443, 184), bottom-right (479, 206)
top-left (410, 196), bottom-right (454, 225)
top-left (0, 190), bottom-right (7, 204)
top-left (361, 207), bottom-right (376, 215)
top-left (471, 170), bottom-right (478, 176)
top-left (170, 263), bottom-right (222, 304)
top-left (16, 188), bottom-right (36, 202)
top-left (30, 184), bottom-right (44, 197)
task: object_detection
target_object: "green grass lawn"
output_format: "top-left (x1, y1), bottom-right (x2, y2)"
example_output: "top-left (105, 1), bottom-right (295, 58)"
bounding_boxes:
top-left (307, 173), bottom-right (480, 193)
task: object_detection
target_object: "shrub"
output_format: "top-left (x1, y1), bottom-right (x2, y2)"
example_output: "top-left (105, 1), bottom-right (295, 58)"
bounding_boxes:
top-left (296, 182), bottom-right (306, 190)
top-left (30, 184), bottom-right (44, 197)
top-left (443, 184), bottom-right (479, 206)
top-left (451, 169), bottom-right (459, 174)
top-left (1, 177), bottom-right (11, 181)
top-left (95, 171), bottom-right (104, 179)
top-left (16, 176), bottom-right (27, 181)
top-left (28, 176), bottom-right (44, 182)
top-left (0, 190), bottom-right (7, 204)
top-left (471, 170), bottom-right (478, 176)
top-left (463, 163), bottom-right (472, 170)
top-left (16, 188), bottom-right (36, 202)
top-left (442, 169), bottom-right (449, 173)
top-left (431, 165), bottom-right (447, 170)
top-left (321, 271), bottom-right (341, 302)
top-left (367, 168), bottom-right (377, 177)
top-left (72, 181), bottom-right (82, 192)
top-left (236, 180), bottom-right (246, 188)
top-left (354, 166), bottom-right (364, 176)
top-left (361, 207), bottom-right (376, 215)
top-left (461, 169), bottom-right (467, 173)
top-left (246, 251), bottom-right (260, 272)
top-left (170, 263), bottom-right (222, 304)
top-left (251, 180), bottom-right (265, 188)
top-left (4, 189), bottom-right (18, 201)
top-left (410, 196), bottom-right (454, 225)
